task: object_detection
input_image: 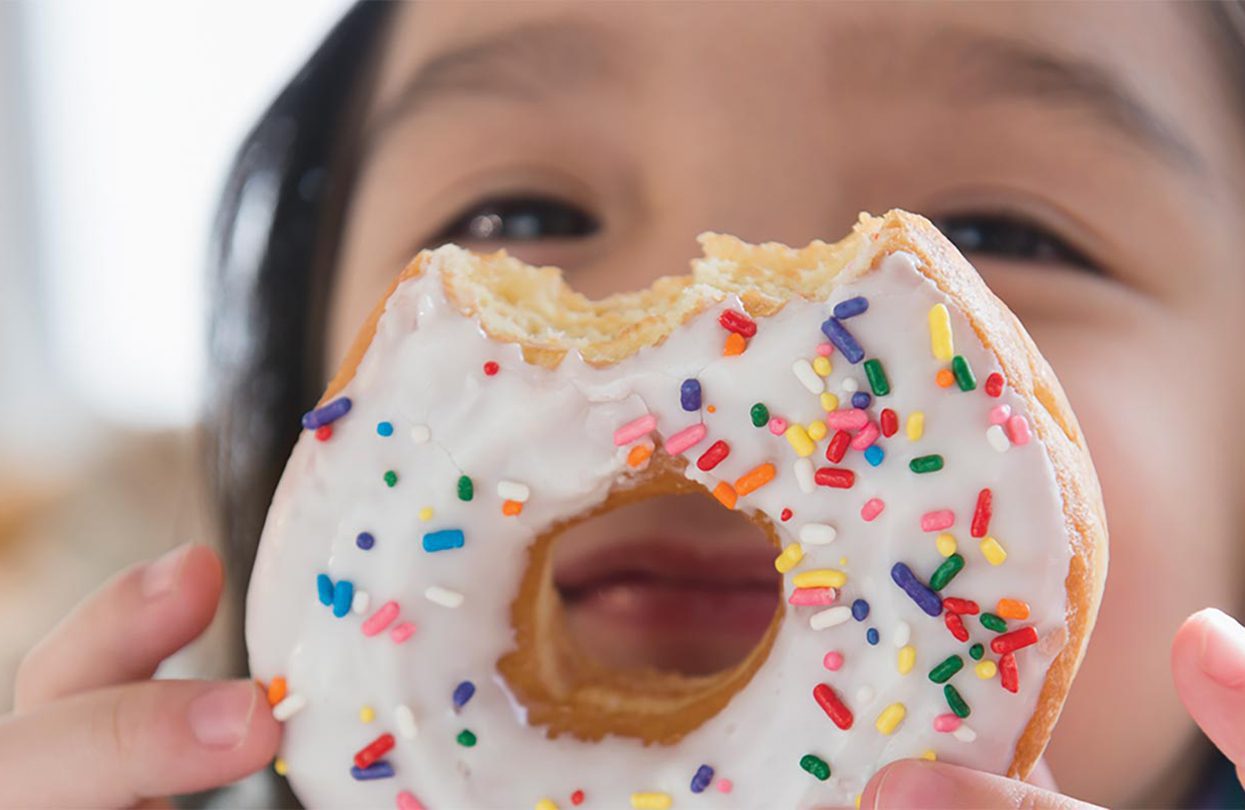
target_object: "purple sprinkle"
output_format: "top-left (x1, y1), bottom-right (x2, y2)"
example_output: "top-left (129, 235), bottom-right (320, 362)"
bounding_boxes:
top-left (301, 396), bottom-right (352, 430)
top-left (351, 761), bottom-right (394, 781)
top-left (680, 378), bottom-right (702, 412)
top-left (452, 680), bottom-right (476, 710)
top-left (833, 296), bottom-right (869, 319)
top-left (891, 562), bottom-right (943, 616)
top-left (851, 391), bottom-right (872, 409)
top-left (356, 532), bottom-right (375, 550)
top-left (867, 627), bottom-right (880, 644)
top-left (851, 598), bottom-right (870, 621)
top-left (690, 764), bottom-right (715, 794)
top-left (820, 318), bottom-right (864, 364)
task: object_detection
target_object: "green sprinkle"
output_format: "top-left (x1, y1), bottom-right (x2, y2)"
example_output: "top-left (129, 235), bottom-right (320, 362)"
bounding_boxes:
top-left (951, 355), bottom-right (976, 391)
top-left (457, 475), bottom-right (474, 501)
top-left (969, 643), bottom-right (985, 660)
top-left (750, 403), bottom-right (770, 428)
top-left (799, 754), bottom-right (831, 781)
top-left (383, 470), bottom-right (398, 487)
top-left (981, 613), bottom-right (1008, 633)
top-left (929, 553), bottom-right (965, 590)
top-left (944, 684), bottom-right (970, 718)
top-left (928, 655), bottom-right (964, 684)
top-left (456, 729), bottom-right (477, 747)
top-left (863, 358), bottom-right (890, 396)
top-left (909, 454), bottom-right (944, 474)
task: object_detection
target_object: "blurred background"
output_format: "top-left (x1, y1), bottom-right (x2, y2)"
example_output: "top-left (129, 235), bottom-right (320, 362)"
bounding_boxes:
top-left (0, 0), bottom-right (351, 709)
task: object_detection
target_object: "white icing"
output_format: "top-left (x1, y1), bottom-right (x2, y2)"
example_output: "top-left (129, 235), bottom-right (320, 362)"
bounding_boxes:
top-left (247, 248), bottom-right (1072, 808)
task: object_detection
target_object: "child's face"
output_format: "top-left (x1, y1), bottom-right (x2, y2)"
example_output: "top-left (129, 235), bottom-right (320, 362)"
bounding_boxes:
top-left (325, 3), bottom-right (1245, 804)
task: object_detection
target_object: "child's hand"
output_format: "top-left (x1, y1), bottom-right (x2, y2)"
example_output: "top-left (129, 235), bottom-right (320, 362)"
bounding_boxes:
top-left (0, 544), bottom-right (280, 808)
top-left (855, 608), bottom-right (1245, 808)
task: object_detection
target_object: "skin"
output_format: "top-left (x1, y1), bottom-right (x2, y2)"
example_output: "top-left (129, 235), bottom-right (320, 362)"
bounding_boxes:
top-left (2, 2), bottom-right (1243, 807)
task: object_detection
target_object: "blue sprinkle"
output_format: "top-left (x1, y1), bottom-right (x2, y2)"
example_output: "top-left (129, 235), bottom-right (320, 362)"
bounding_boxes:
top-left (833, 296), bottom-right (869, 319)
top-left (452, 680), bottom-right (476, 710)
top-left (350, 761), bottom-right (394, 781)
top-left (680, 378), bottom-right (702, 412)
top-left (316, 573), bottom-right (334, 606)
top-left (851, 598), bottom-right (870, 621)
top-left (356, 532), bottom-right (375, 550)
top-left (819, 318), bottom-right (865, 364)
top-left (891, 562), bottom-right (943, 616)
top-left (332, 579), bottom-right (354, 618)
top-left (866, 627), bottom-right (880, 645)
top-left (376, 421), bottom-right (394, 437)
top-left (690, 764), bottom-right (715, 794)
top-left (864, 445), bottom-right (885, 467)
top-left (422, 529), bottom-right (465, 553)
top-left (851, 391), bottom-right (872, 409)
top-left (301, 396), bottom-right (351, 430)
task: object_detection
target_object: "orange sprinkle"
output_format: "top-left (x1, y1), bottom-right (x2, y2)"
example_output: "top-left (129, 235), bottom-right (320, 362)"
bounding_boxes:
top-left (706, 404), bottom-right (717, 414)
top-left (627, 444), bottom-right (653, 468)
top-left (735, 462), bottom-right (776, 496)
top-left (502, 499), bottom-right (524, 516)
top-left (713, 482), bottom-right (738, 509)
top-left (723, 332), bottom-right (747, 356)
top-left (996, 598), bottom-right (1031, 620)
top-left (935, 368), bottom-right (956, 388)
top-left (266, 676), bottom-right (287, 706)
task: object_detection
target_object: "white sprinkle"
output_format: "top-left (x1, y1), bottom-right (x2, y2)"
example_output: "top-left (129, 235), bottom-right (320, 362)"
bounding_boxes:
top-left (893, 621), bottom-right (911, 648)
top-left (497, 480), bottom-right (531, 503)
top-left (425, 586), bottom-right (464, 608)
top-left (841, 376), bottom-right (860, 393)
top-left (351, 590), bottom-right (371, 615)
top-left (792, 359), bottom-right (824, 394)
top-left (856, 685), bottom-right (875, 706)
top-left (810, 606), bottom-right (852, 630)
top-left (272, 693), bottom-right (307, 721)
top-left (986, 424), bottom-right (1010, 453)
top-left (793, 458), bottom-right (815, 494)
top-left (394, 704), bottom-right (418, 740)
top-left (799, 523), bottom-right (837, 545)
top-left (410, 424), bottom-right (431, 443)
top-left (953, 723), bottom-right (977, 742)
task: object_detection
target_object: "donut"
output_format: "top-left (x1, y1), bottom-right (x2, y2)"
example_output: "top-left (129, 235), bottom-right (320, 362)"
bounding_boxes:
top-left (247, 209), bottom-right (1107, 808)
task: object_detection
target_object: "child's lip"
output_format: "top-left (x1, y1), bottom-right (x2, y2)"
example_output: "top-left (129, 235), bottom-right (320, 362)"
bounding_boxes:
top-left (553, 535), bottom-right (780, 594)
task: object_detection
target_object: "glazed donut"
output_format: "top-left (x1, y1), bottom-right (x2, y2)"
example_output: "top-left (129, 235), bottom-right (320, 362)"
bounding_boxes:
top-left (247, 209), bottom-right (1107, 808)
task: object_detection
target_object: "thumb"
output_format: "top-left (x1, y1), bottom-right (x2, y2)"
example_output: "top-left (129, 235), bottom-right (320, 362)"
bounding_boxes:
top-left (860, 760), bottom-right (1099, 809)
top-left (1172, 607), bottom-right (1245, 782)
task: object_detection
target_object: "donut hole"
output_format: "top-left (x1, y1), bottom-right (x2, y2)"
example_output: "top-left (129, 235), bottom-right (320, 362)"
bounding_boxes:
top-left (497, 459), bottom-right (785, 744)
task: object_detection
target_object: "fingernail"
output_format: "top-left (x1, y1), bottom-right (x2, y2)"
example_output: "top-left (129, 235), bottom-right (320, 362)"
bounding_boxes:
top-left (188, 681), bottom-right (258, 749)
top-left (141, 543), bottom-right (191, 599)
top-left (1198, 608), bottom-right (1245, 688)
top-left (871, 761), bottom-right (959, 809)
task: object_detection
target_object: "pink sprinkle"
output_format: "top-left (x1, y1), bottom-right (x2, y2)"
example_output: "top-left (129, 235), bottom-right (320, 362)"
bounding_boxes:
top-left (1007, 414), bottom-right (1032, 445)
top-left (816, 342), bottom-right (834, 357)
top-left (717, 779), bottom-right (734, 794)
top-left (790, 587), bottom-right (837, 606)
top-left (823, 651), bottom-right (844, 671)
top-left (614, 413), bottom-right (657, 446)
top-left (663, 423), bottom-right (708, 455)
top-left (390, 621), bottom-right (416, 643)
top-left (860, 498), bottom-right (885, 522)
top-left (768, 417), bottom-right (789, 435)
top-left (934, 713), bottom-right (962, 733)
top-left (825, 408), bottom-right (869, 430)
top-left (921, 509), bottom-right (955, 532)
top-left (362, 601), bottom-right (400, 636)
top-left (988, 404), bottom-right (1012, 425)
top-left (850, 421), bottom-right (880, 450)
top-left (396, 791), bottom-right (425, 810)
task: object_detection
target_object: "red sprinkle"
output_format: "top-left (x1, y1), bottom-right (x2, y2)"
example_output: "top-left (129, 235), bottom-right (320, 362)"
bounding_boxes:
top-left (825, 430), bottom-right (851, 463)
top-left (718, 309), bottom-right (757, 337)
top-left (696, 440), bottom-right (731, 471)
top-left (813, 683), bottom-right (854, 730)
top-left (780, 508), bottom-right (793, 522)
top-left (353, 733), bottom-right (395, 769)
top-left (314, 425), bottom-right (333, 442)
top-left (945, 612), bottom-right (969, 642)
top-left (985, 372), bottom-right (1005, 397)
top-left (942, 597), bottom-right (980, 615)
top-left (970, 488), bottom-right (993, 539)
top-left (483, 361), bottom-right (500, 376)
top-left (571, 790), bottom-right (585, 806)
top-left (880, 408), bottom-right (899, 437)
top-left (991, 626), bottom-right (1039, 655)
top-left (999, 652), bottom-right (1019, 693)
top-left (814, 467), bottom-right (856, 489)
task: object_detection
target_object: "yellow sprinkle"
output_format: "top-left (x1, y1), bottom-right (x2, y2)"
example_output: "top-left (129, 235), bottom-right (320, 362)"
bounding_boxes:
top-left (820, 392), bottom-right (840, 412)
top-left (784, 424), bottom-right (816, 457)
top-left (274, 757), bottom-right (288, 776)
top-left (630, 793), bottom-right (672, 810)
top-left (536, 800), bottom-right (559, 810)
top-left (929, 303), bottom-right (954, 361)
top-left (359, 705), bottom-right (375, 723)
top-left (807, 420), bottom-right (828, 441)
top-left (774, 543), bottom-right (805, 574)
top-left (839, 556), bottom-right (848, 566)
top-left (920, 749), bottom-right (938, 761)
top-left (935, 532), bottom-right (957, 557)
top-left (980, 536), bottom-right (1008, 566)
top-left (875, 702), bottom-right (907, 735)
top-left (976, 660), bottom-right (998, 679)
top-left (855, 793), bottom-right (862, 809)
top-left (418, 507), bottom-right (433, 521)
top-left (898, 644), bottom-right (916, 675)
top-left (906, 411), bottom-right (925, 441)
top-left (813, 356), bottom-right (833, 377)
top-left (793, 568), bottom-right (847, 589)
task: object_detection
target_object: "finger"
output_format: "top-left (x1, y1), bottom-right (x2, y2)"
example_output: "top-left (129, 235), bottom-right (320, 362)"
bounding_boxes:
top-left (860, 760), bottom-right (1101, 809)
top-left (15, 544), bottom-right (223, 711)
top-left (1172, 608), bottom-right (1245, 781)
top-left (0, 679), bottom-right (280, 807)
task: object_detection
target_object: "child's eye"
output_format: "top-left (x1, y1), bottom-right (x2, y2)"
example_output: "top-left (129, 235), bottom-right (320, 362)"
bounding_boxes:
top-left (434, 195), bottom-right (600, 243)
top-left (930, 213), bottom-right (1100, 275)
